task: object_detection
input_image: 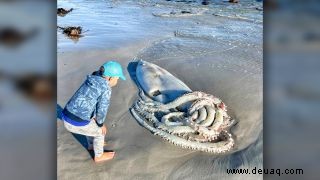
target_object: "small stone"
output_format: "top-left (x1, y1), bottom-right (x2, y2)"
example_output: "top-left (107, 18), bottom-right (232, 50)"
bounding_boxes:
top-left (57, 8), bottom-right (73, 16)
top-left (229, 0), bottom-right (239, 3)
top-left (202, 0), bottom-right (210, 5)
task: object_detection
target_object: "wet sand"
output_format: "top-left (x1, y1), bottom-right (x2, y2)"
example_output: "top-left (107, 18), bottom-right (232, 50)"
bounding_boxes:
top-left (58, 0), bottom-right (262, 179)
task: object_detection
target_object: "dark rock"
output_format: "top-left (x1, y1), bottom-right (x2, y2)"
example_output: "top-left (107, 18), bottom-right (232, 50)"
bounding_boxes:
top-left (181, 10), bottom-right (191, 14)
top-left (0, 27), bottom-right (38, 48)
top-left (57, 8), bottom-right (73, 17)
top-left (57, 26), bottom-right (82, 36)
top-left (202, 0), bottom-right (210, 5)
top-left (14, 73), bottom-right (55, 103)
top-left (229, 0), bottom-right (239, 3)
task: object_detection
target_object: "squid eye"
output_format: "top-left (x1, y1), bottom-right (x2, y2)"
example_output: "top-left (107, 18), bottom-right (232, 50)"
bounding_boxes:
top-left (151, 90), bottom-right (161, 97)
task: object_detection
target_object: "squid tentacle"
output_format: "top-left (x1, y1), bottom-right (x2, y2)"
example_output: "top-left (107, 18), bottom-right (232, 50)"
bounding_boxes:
top-left (131, 91), bottom-right (235, 154)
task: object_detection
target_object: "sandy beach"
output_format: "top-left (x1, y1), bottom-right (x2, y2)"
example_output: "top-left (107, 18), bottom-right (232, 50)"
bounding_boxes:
top-left (57, 0), bottom-right (262, 179)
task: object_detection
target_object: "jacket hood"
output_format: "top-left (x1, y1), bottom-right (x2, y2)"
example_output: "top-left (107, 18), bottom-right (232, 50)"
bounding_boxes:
top-left (85, 75), bottom-right (109, 90)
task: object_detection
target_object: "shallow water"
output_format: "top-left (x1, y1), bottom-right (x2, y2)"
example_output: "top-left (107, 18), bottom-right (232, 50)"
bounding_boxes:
top-left (58, 0), bottom-right (173, 51)
top-left (57, 0), bottom-right (262, 52)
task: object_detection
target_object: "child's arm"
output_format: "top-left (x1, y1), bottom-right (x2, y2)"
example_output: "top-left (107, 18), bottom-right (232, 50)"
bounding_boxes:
top-left (95, 89), bottom-right (111, 127)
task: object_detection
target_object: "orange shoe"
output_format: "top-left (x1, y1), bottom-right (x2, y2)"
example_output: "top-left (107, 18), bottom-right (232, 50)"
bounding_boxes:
top-left (94, 152), bottom-right (115, 163)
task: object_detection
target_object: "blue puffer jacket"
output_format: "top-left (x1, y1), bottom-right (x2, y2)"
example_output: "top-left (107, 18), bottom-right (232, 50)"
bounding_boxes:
top-left (63, 74), bottom-right (112, 127)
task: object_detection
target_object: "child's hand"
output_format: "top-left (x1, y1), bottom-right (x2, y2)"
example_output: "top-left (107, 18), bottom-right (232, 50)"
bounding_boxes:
top-left (101, 124), bottom-right (107, 135)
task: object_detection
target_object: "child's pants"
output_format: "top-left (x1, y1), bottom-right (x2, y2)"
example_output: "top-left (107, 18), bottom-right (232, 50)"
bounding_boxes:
top-left (64, 120), bottom-right (104, 157)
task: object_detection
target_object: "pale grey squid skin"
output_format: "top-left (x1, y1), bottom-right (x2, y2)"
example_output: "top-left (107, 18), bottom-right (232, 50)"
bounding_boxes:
top-left (130, 60), bottom-right (236, 153)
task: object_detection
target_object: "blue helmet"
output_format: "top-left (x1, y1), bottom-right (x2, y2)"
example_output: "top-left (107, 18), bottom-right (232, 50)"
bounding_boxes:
top-left (101, 61), bottom-right (126, 80)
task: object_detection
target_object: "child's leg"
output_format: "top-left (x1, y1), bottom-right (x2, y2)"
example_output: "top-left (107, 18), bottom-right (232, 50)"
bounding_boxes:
top-left (93, 134), bottom-right (105, 157)
top-left (86, 136), bottom-right (94, 149)
top-left (64, 120), bottom-right (105, 157)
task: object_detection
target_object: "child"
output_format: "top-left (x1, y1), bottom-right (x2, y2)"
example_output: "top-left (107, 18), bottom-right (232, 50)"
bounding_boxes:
top-left (62, 61), bottom-right (126, 163)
